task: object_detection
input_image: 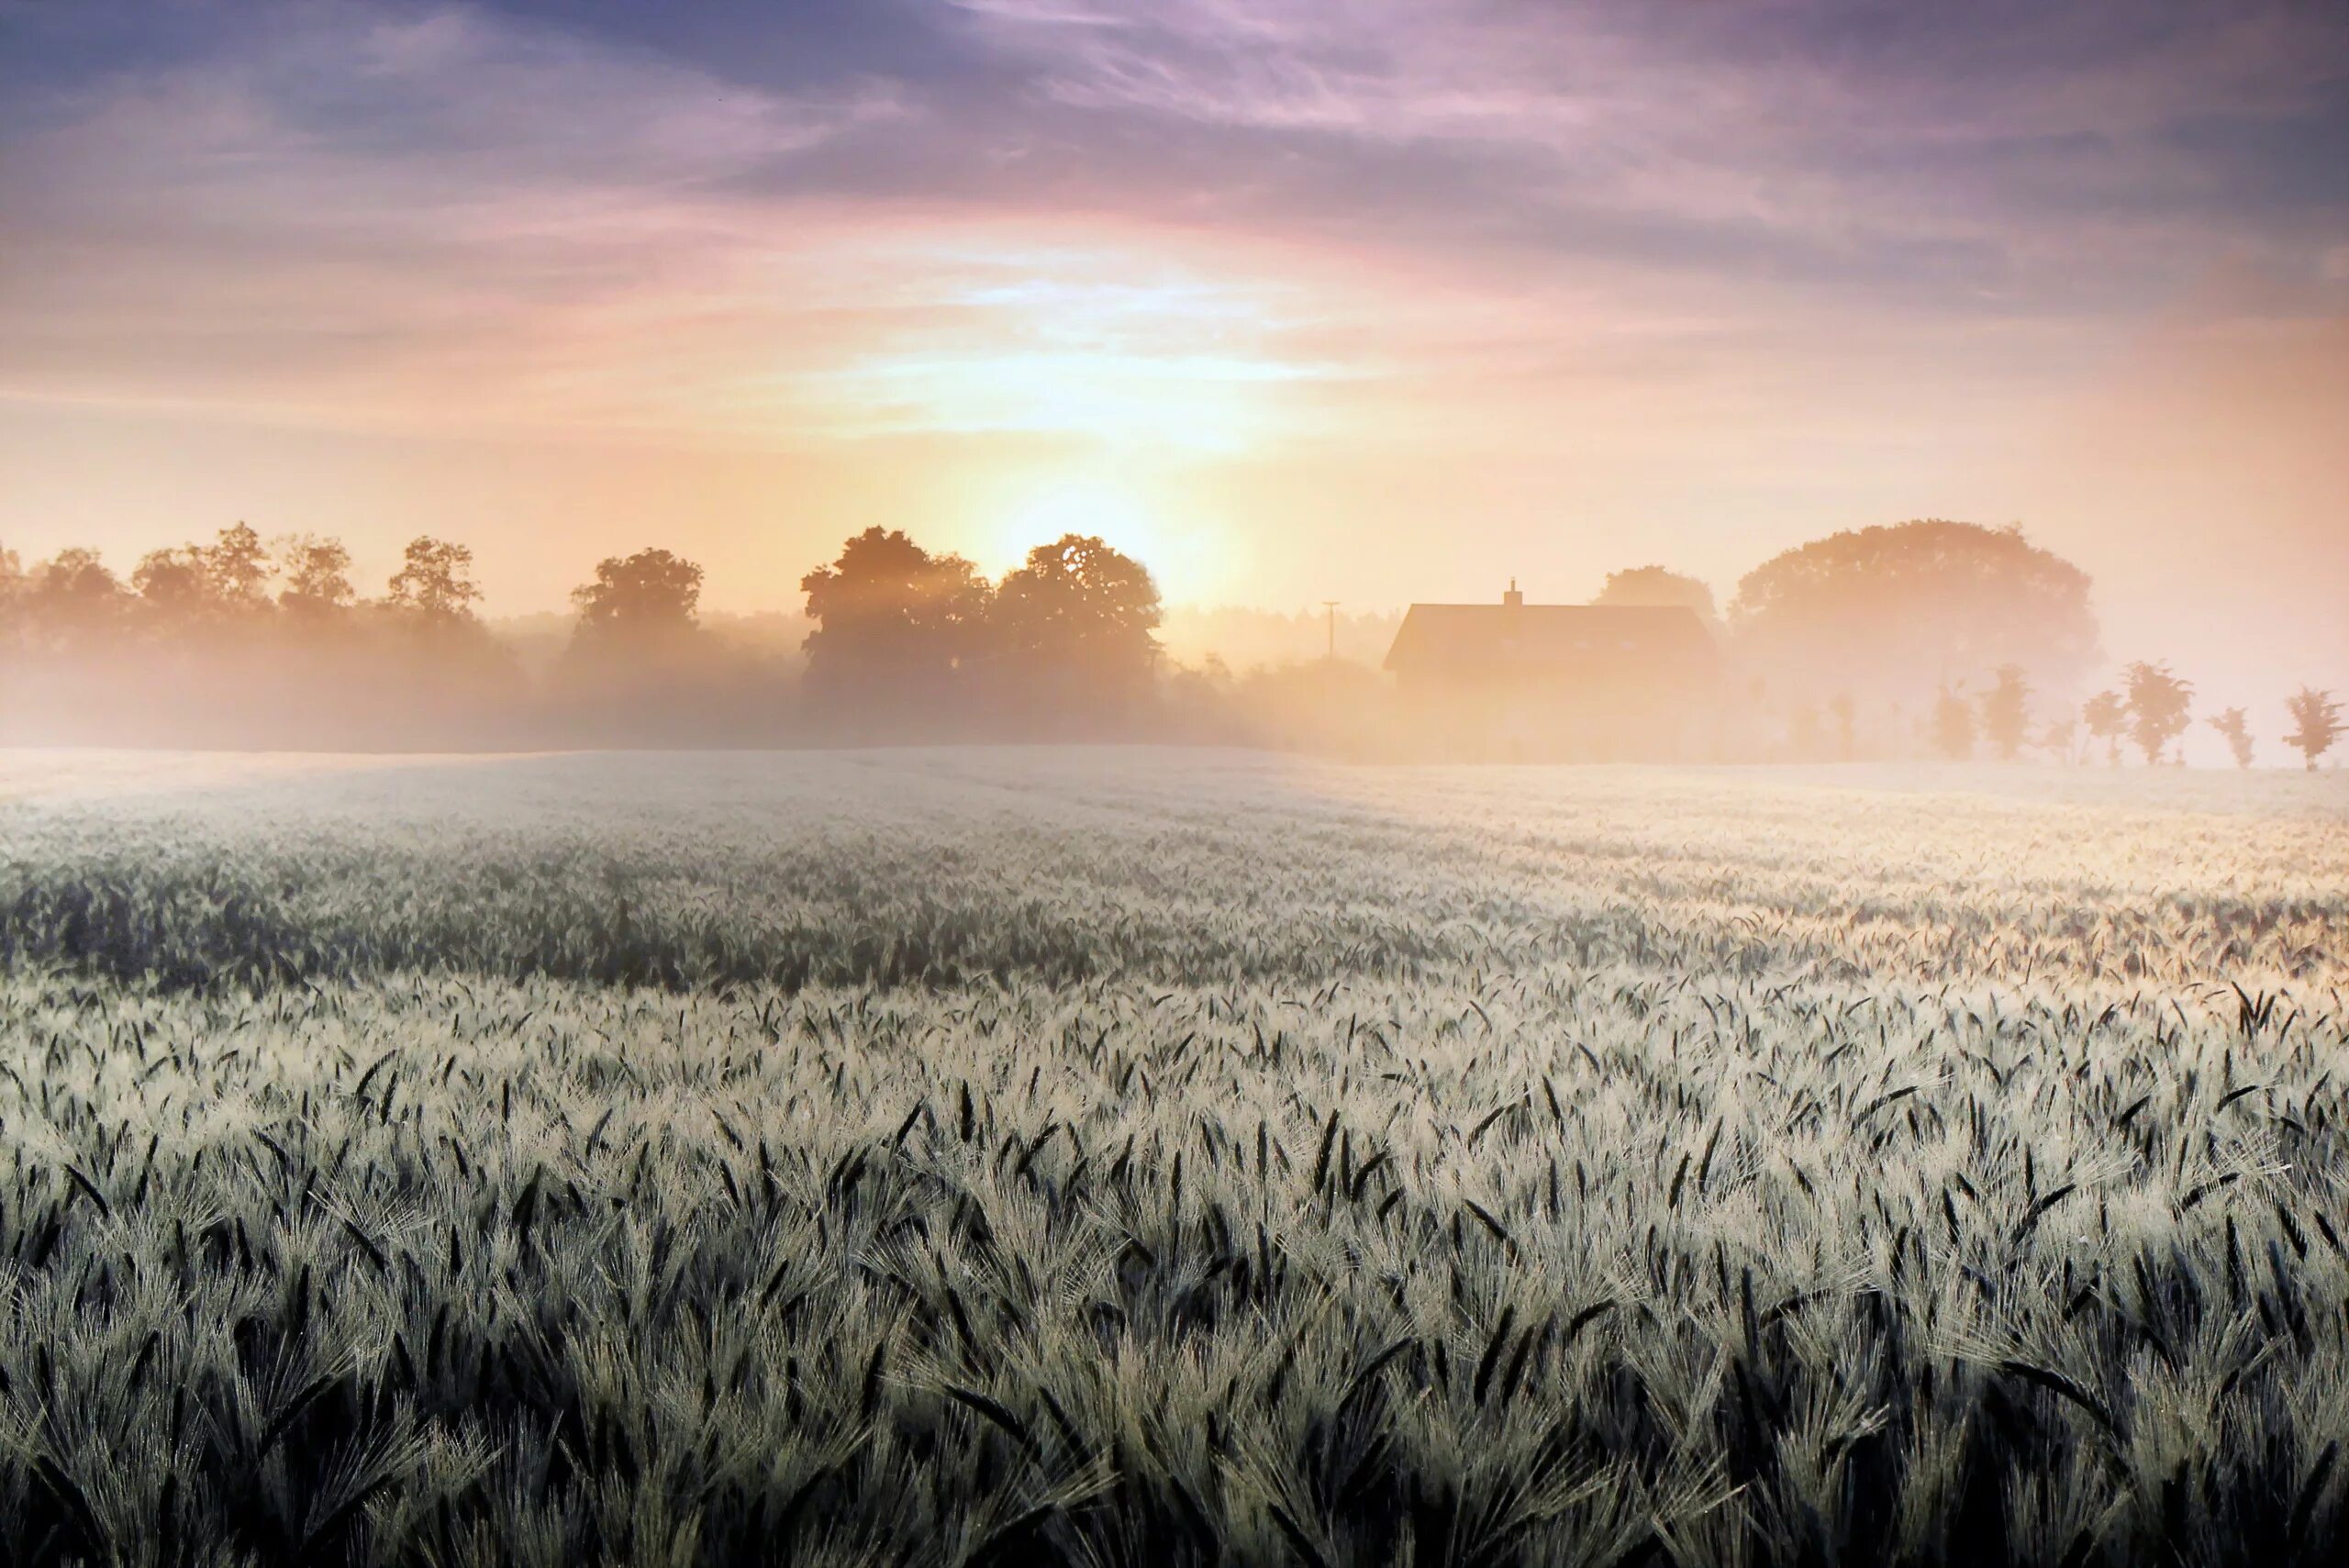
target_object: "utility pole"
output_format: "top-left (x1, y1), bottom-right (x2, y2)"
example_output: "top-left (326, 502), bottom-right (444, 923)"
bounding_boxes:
top-left (1321, 600), bottom-right (1340, 662)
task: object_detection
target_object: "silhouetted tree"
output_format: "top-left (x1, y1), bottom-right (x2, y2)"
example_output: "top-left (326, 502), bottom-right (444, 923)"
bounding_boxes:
top-left (2208, 707), bottom-right (2254, 769)
top-left (2040, 715), bottom-right (2079, 764)
top-left (984, 534), bottom-right (1162, 727)
top-left (2082, 690), bottom-right (2126, 766)
top-left (2122, 662), bottom-right (2192, 765)
top-left (801, 527), bottom-right (991, 718)
top-left (571, 548), bottom-right (704, 648)
top-left (1592, 565), bottom-right (1720, 634)
top-left (277, 535), bottom-right (356, 617)
top-left (132, 523), bottom-right (274, 628)
top-left (206, 522), bottom-right (272, 608)
top-left (2285, 686), bottom-right (2343, 771)
top-left (1978, 663), bottom-right (2031, 761)
top-left (19, 548), bottom-right (129, 651)
top-left (1728, 521), bottom-right (2098, 703)
top-left (386, 537), bottom-right (484, 623)
top-left (130, 549), bottom-right (216, 624)
top-left (1932, 685), bottom-right (1976, 760)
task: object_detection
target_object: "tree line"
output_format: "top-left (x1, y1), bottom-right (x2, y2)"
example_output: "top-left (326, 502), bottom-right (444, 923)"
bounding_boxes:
top-left (1920, 662), bottom-right (2343, 770)
top-left (0, 524), bottom-right (1181, 747)
top-left (2, 517), bottom-right (2342, 764)
top-left (1589, 522), bottom-right (2340, 770)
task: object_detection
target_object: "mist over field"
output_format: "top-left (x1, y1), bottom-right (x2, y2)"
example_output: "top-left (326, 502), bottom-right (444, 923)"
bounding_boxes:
top-left (6, 0), bottom-right (2349, 1562)
top-left (0, 750), bottom-right (2345, 1565)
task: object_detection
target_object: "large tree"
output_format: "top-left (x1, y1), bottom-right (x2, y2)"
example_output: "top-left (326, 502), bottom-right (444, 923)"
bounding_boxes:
top-left (570, 548), bottom-right (704, 648)
top-left (277, 535), bottom-right (357, 618)
top-left (1728, 521), bottom-right (2098, 703)
top-left (130, 523), bottom-right (274, 630)
top-left (984, 533), bottom-right (1163, 719)
top-left (386, 536), bottom-right (484, 623)
top-left (17, 548), bottom-right (129, 650)
top-left (800, 527), bottom-right (991, 713)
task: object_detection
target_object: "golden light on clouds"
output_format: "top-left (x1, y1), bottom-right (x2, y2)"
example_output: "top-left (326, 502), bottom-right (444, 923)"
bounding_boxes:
top-left (0, 0), bottom-right (2342, 696)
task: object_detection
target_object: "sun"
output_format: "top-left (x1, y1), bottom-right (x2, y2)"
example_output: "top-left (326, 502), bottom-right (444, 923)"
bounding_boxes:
top-left (987, 474), bottom-right (1221, 602)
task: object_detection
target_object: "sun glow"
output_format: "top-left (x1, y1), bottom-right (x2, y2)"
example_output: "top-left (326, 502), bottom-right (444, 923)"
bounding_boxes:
top-left (987, 473), bottom-right (1226, 604)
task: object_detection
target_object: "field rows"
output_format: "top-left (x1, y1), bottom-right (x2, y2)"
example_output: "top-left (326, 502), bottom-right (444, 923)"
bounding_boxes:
top-left (1, 751), bottom-right (2345, 1566)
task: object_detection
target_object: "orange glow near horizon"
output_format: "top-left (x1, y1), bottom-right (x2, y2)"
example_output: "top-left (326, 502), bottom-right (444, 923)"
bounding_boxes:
top-left (0, 0), bottom-right (2344, 710)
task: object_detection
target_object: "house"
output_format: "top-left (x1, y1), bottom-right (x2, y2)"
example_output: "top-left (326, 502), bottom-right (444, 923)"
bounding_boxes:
top-left (1382, 583), bottom-right (1720, 758)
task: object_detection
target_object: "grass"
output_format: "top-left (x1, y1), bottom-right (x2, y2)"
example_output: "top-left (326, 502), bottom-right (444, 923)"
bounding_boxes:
top-left (0, 749), bottom-right (2344, 1566)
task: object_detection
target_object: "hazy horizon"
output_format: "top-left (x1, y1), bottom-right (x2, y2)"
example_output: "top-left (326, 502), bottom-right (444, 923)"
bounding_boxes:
top-left (6, 0), bottom-right (2347, 711)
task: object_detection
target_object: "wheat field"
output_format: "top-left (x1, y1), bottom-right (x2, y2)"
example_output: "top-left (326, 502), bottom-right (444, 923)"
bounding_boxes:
top-left (2, 750), bottom-right (2346, 1567)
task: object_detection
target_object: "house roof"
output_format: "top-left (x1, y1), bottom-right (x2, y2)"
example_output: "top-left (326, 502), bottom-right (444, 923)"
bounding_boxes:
top-left (1383, 603), bottom-right (1718, 677)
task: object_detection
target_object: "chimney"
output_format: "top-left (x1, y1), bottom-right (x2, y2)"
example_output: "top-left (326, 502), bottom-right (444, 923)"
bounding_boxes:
top-left (1502, 578), bottom-right (1523, 609)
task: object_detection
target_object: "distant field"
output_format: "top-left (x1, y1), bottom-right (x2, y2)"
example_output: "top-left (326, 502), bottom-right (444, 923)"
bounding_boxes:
top-left (3, 750), bottom-right (2347, 1566)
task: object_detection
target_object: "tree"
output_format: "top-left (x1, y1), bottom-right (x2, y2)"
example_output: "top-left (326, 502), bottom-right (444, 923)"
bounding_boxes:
top-left (204, 522), bottom-right (273, 608)
top-left (2285, 686), bottom-right (2343, 771)
top-left (0, 548), bottom-right (24, 656)
top-left (132, 523), bottom-right (274, 628)
top-left (2122, 662), bottom-right (2192, 765)
top-left (570, 548), bottom-right (704, 647)
top-left (2082, 690), bottom-right (2126, 766)
top-left (1932, 685), bottom-right (1976, 760)
top-left (277, 535), bottom-right (356, 617)
top-left (131, 546), bottom-right (216, 621)
top-left (1728, 520), bottom-right (2099, 703)
top-left (2040, 715), bottom-right (2079, 764)
top-left (800, 527), bottom-right (991, 714)
top-left (386, 537), bottom-right (484, 622)
top-left (1592, 565), bottom-right (1720, 633)
top-left (2208, 707), bottom-right (2254, 769)
top-left (21, 548), bottom-right (129, 648)
top-left (1977, 662), bottom-right (2031, 762)
top-left (984, 533), bottom-right (1163, 721)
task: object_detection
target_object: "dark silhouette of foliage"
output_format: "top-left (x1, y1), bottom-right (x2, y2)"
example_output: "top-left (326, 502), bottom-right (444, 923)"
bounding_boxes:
top-left (570, 547), bottom-right (704, 647)
top-left (2285, 687), bottom-right (2343, 771)
top-left (386, 536), bottom-right (484, 623)
top-left (800, 527), bottom-right (991, 719)
top-left (2209, 707), bottom-right (2254, 769)
top-left (2123, 662), bottom-right (2193, 765)
top-left (1729, 521), bottom-right (2098, 702)
top-left (276, 534), bottom-right (356, 617)
top-left (1978, 663), bottom-right (2031, 762)
top-left (984, 534), bottom-right (1163, 723)
top-left (202, 521), bottom-right (273, 607)
top-left (1932, 685), bottom-right (1976, 760)
top-left (14, 547), bottom-right (128, 651)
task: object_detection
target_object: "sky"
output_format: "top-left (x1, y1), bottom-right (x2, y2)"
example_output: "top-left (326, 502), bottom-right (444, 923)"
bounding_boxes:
top-left (3, 0), bottom-right (2346, 707)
